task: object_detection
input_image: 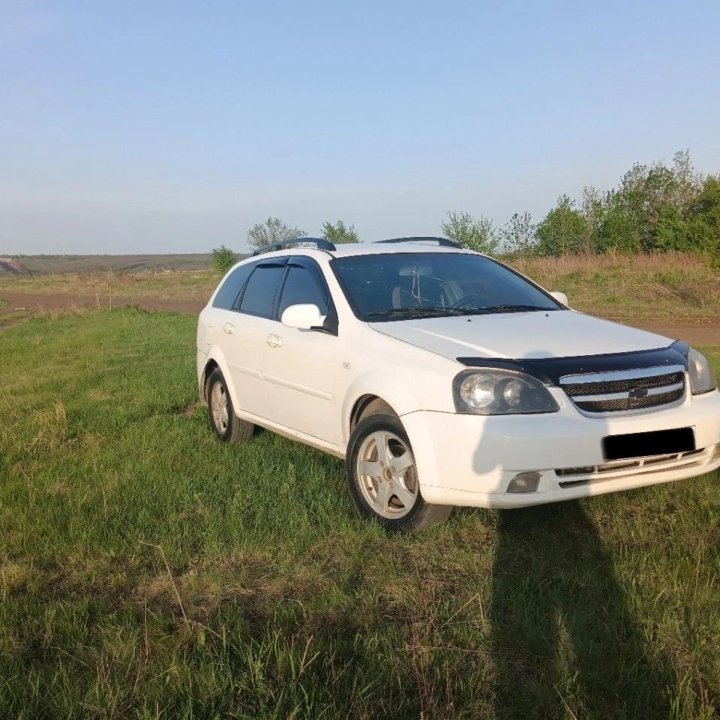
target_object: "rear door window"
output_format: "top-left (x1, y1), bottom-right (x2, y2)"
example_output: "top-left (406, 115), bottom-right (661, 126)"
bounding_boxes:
top-left (212, 263), bottom-right (254, 310)
top-left (238, 264), bottom-right (286, 318)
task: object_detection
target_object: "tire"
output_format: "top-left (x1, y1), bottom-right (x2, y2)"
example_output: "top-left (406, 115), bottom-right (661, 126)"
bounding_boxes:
top-left (206, 369), bottom-right (254, 444)
top-left (346, 413), bottom-right (452, 531)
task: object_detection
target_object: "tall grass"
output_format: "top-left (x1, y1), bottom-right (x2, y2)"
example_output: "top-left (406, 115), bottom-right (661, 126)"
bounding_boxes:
top-left (0, 309), bottom-right (719, 718)
top-left (510, 252), bottom-right (720, 322)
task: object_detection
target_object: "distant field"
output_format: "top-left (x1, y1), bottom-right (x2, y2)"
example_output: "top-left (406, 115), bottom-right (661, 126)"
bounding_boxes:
top-left (7, 253), bottom-right (220, 274)
top-left (0, 308), bottom-right (718, 718)
top-left (0, 268), bottom-right (219, 308)
top-left (1, 252), bottom-right (718, 325)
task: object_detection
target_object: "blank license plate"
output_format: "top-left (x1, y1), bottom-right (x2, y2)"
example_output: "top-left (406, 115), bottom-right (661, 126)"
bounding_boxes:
top-left (602, 427), bottom-right (695, 461)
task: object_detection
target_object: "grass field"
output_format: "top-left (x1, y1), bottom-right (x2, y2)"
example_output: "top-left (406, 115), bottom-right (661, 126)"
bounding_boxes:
top-left (1, 308), bottom-right (719, 718)
top-left (0, 268), bottom-right (219, 306)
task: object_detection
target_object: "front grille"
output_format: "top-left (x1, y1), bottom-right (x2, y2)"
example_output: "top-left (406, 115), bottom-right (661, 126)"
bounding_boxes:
top-left (563, 371), bottom-right (684, 397)
top-left (559, 365), bottom-right (686, 415)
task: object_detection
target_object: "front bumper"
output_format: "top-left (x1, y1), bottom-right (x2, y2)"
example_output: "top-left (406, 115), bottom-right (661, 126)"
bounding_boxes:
top-left (402, 389), bottom-right (720, 508)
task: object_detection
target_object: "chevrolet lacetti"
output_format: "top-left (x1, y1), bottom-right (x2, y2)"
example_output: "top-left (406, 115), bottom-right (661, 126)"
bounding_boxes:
top-left (196, 237), bottom-right (720, 531)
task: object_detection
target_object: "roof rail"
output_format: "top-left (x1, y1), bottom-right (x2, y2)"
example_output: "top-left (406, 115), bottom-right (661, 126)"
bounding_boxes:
top-left (376, 236), bottom-right (461, 248)
top-left (252, 237), bottom-right (337, 256)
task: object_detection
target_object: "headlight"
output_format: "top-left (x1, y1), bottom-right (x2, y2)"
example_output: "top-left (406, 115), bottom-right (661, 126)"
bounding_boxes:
top-left (453, 369), bottom-right (559, 415)
top-left (688, 348), bottom-right (717, 395)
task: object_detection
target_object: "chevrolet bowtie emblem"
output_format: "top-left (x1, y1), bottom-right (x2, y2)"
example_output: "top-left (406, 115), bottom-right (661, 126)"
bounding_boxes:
top-left (628, 388), bottom-right (649, 399)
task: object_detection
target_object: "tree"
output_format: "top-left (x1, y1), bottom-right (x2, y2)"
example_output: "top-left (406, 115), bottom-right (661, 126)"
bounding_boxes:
top-left (535, 195), bottom-right (587, 256)
top-left (670, 149), bottom-right (702, 214)
top-left (247, 217), bottom-right (305, 250)
top-left (592, 153), bottom-right (706, 253)
top-left (441, 210), bottom-right (499, 254)
top-left (212, 245), bottom-right (236, 274)
top-left (595, 193), bottom-right (642, 253)
top-left (501, 212), bottom-right (537, 255)
top-left (580, 186), bottom-right (603, 253)
top-left (687, 175), bottom-right (720, 255)
top-left (322, 220), bottom-right (359, 244)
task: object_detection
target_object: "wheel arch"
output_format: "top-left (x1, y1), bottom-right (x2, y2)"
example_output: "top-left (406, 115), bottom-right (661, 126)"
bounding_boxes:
top-left (200, 359), bottom-right (219, 404)
top-left (200, 348), bottom-right (240, 410)
top-left (342, 371), bottom-right (425, 447)
top-left (349, 395), bottom-right (397, 433)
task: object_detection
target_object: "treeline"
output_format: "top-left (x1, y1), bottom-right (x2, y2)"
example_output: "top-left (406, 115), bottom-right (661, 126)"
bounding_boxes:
top-left (445, 150), bottom-right (720, 257)
top-left (213, 220), bottom-right (358, 272)
top-left (213, 151), bottom-right (718, 272)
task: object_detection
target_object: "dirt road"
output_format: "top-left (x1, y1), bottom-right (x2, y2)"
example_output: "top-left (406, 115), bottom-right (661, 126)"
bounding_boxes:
top-left (0, 290), bottom-right (718, 345)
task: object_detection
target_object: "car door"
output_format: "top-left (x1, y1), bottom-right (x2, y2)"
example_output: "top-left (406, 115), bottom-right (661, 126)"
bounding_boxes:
top-left (261, 257), bottom-right (342, 445)
top-left (224, 259), bottom-right (287, 420)
top-left (202, 260), bottom-right (255, 383)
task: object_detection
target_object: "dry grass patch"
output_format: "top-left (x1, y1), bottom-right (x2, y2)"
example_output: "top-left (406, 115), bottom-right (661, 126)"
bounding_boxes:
top-left (509, 252), bottom-right (720, 322)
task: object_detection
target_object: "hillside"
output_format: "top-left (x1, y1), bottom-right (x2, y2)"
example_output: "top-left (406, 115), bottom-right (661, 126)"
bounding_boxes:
top-left (7, 254), bottom-right (216, 274)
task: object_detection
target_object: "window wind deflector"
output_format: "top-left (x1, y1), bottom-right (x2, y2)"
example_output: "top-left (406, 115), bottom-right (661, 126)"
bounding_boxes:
top-left (253, 238), bottom-right (336, 256)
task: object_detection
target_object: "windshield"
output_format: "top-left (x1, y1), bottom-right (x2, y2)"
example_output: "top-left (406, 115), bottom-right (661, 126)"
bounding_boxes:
top-left (331, 252), bottom-right (561, 321)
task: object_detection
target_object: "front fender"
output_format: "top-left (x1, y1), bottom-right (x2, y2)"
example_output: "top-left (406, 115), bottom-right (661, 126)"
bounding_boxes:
top-left (341, 366), bottom-right (455, 446)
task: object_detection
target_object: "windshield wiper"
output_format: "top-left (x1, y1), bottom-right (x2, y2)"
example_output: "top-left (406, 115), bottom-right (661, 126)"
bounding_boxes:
top-left (461, 304), bottom-right (553, 314)
top-left (366, 307), bottom-right (465, 320)
top-left (366, 304), bottom-right (554, 320)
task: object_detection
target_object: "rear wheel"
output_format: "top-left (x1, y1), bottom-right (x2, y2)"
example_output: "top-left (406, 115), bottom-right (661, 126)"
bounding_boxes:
top-left (346, 413), bottom-right (452, 531)
top-left (207, 368), bottom-right (254, 443)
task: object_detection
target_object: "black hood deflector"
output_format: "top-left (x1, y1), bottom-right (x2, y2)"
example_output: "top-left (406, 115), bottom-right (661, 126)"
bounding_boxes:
top-left (457, 341), bottom-right (689, 386)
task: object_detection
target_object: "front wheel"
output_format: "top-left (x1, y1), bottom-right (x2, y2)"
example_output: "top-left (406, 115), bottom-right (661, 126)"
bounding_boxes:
top-left (346, 413), bottom-right (452, 531)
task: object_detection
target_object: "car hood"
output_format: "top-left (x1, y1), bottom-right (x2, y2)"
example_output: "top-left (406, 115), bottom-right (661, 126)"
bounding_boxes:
top-left (369, 310), bottom-right (672, 361)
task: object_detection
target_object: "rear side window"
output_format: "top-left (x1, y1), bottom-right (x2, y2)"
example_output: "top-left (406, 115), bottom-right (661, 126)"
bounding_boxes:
top-left (239, 265), bottom-right (286, 318)
top-left (278, 266), bottom-right (330, 316)
top-left (212, 263), bottom-right (254, 310)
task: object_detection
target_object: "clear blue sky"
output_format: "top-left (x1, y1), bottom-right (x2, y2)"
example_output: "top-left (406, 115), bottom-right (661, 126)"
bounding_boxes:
top-left (1, 0), bottom-right (719, 254)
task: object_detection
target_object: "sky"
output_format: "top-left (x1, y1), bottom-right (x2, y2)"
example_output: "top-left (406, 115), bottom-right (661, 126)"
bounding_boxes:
top-left (1, 0), bottom-right (719, 254)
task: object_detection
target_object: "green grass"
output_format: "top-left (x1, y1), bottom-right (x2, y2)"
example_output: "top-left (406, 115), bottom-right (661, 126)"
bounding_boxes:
top-left (1, 309), bottom-right (719, 718)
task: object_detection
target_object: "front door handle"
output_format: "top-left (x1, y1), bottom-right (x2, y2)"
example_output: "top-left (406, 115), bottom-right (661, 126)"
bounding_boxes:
top-left (223, 323), bottom-right (235, 335)
top-left (266, 333), bottom-right (283, 348)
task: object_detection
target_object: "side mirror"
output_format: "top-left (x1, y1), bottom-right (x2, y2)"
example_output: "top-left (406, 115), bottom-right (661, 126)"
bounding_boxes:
top-left (281, 303), bottom-right (326, 330)
top-left (549, 291), bottom-right (568, 307)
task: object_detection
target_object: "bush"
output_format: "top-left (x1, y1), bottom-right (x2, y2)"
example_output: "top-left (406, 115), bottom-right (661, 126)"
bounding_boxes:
top-left (212, 246), bottom-right (236, 274)
top-left (441, 211), bottom-right (499, 254)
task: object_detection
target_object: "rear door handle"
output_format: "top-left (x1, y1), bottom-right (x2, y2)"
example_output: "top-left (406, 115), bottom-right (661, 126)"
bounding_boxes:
top-left (266, 333), bottom-right (282, 348)
top-left (223, 323), bottom-right (235, 335)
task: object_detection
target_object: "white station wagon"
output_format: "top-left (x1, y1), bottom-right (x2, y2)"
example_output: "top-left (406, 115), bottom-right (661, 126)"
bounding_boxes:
top-left (197, 238), bottom-right (720, 530)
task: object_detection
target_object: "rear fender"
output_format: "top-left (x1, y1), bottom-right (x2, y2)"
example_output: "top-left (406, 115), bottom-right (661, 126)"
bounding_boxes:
top-left (201, 346), bottom-right (242, 412)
